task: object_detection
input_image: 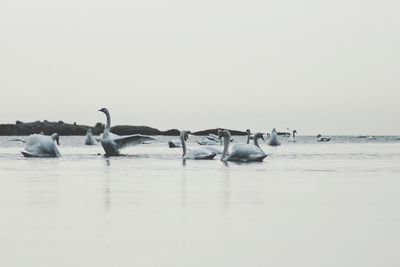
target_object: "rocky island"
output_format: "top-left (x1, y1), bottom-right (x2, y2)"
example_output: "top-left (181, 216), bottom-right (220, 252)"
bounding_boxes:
top-left (0, 121), bottom-right (248, 136)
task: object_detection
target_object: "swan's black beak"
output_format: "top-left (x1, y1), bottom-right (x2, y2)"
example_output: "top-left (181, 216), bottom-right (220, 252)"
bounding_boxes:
top-left (261, 136), bottom-right (265, 141)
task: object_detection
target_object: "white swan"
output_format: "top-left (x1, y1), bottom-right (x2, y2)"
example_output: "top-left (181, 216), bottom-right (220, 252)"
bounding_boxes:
top-left (98, 108), bottom-right (157, 156)
top-left (268, 128), bottom-right (281, 146)
top-left (245, 129), bottom-right (254, 144)
top-left (180, 131), bottom-right (216, 160)
top-left (197, 136), bottom-right (220, 145)
top-left (202, 145), bottom-right (223, 154)
top-left (84, 129), bottom-right (96, 145)
top-left (317, 134), bottom-right (331, 142)
top-left (219, 130), bottom-right (267, 162)
top-left (292, 130), bottom-right (297, 142)
top-left (21, 133), bottom-right (61, 157)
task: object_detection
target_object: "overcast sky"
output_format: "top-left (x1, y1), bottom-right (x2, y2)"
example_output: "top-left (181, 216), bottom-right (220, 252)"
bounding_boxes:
top-left (0, 0), bottom-right (399, 134)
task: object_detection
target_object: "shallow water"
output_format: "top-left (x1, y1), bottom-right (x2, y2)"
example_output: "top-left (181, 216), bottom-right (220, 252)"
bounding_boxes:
top-left (1, 136), bottom-right (400, 267)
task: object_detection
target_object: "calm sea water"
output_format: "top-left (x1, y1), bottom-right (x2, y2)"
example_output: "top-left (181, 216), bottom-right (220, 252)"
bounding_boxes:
top-left (0, 135), bottom-right (399, 267)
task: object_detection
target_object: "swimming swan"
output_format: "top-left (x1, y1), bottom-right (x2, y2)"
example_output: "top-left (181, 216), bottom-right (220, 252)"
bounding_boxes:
top-left (219, 130), bottom-right (267, 162)
top-left (180, 130), bottom-right (216, 160)
top-left (98, 108), bottom-right (157, 156)
top-left (84, 129), bottom-right (96, 145)
top-left (21, 133), bottom-right (61, 157)
top-left (268, 128), bottom-right (281, 146)
top-left (292, 130), bottom-right (297, 142)
top-left (317, 134), bottom-right (331, 142)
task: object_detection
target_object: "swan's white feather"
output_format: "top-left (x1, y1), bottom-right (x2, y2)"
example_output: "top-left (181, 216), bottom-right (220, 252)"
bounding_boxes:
top-left (183, 147), bottom-right (216, 160)
top-left (226, 144), bottom-right (266, 162)
top-left (22, 134), bottom-right (61, 157)
top-left (114, 134), bottom-right (157, 150)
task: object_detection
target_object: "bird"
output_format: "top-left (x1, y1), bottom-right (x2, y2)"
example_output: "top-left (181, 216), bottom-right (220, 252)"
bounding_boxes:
top-left (21, 133), bottom-right (61, 157)
top-left (317, 134), bottom-right (331, 142)
top-left (246, 129), bottom-right (254, 144)
top-left (197, 136), bottom-right (220, 145)
top-left (98, 108), bottom-right (157, 156)
top-left (268, 128), bottom-right (281, 146)
top-left (219, 130), bottom-right (267, 162)
top-left (292, 130), bottom-right (297, 142)
top-left (180, 130), bottom-right (216, 160)
top-left (84, 129), bottom-right (96, 145)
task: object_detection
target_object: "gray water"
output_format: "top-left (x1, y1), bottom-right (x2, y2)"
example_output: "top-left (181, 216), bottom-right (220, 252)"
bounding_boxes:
top-left (1, 136), bottom-right (400, 267)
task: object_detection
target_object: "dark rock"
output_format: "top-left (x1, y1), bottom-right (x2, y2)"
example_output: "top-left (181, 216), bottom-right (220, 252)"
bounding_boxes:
top-left (193, 128), bottom-right (248, 136)
top-left (0, 121), bottom-right (182, 136)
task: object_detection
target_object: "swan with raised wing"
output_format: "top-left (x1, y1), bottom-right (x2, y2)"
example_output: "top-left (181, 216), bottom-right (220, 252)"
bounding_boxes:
top-left (180, 130), bottom-right (216, 160)
top-left (98, 108), bottom-right (157, 156)
top-left (219, 130), bottom-right (267, 162)
top-left (21, 133), bottom-right (61, 157)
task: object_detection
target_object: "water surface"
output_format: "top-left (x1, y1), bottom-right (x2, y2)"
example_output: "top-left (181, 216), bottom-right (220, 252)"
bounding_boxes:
top-left (0, 136), bottom-right (399, 267)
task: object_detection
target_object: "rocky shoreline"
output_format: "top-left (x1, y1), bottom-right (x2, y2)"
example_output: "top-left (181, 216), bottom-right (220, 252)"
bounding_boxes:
top-left (0, 121), bottom-right (248, 136)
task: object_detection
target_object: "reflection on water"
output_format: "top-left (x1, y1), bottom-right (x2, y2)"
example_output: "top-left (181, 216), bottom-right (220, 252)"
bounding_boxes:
top-left (0, 136), bottom-right (400, 267)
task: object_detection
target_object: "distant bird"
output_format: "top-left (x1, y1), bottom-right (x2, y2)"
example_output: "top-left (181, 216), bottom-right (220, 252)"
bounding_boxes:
top-left (246, 129), bottom-right (254, 144)
top-left (84, 129), bottom-right (96, 145)
top-left (292, 130), bottom-right (297, 142)
top-left (219, 130), bottom-right (267, 162)
top-left (21, 133), bottom-right (61, 157)
top-left (197, 136), bottom-right (220, 146)
top-left (268, 128), bottom-right (281, 146)
top-left (317, 134), bottom-right (331, 142)
top-left (180, 130), bottom-right (216, 160)
top-left (98, 108), bottom-right (157, 156)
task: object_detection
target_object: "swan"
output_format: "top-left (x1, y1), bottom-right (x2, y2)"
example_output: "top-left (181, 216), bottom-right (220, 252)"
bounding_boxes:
top-left (219, 130), bottom-right (267, 162)
top-left (317, 134), bottom-right (331, 142)
top-left (245, 129), bottom-right (254, 144)
top-left (21, 133), bottom-right (61, 157)
top-left (180, 130), bottom-right (216, 160)
top-left (292, 130), bottom-right (297, 142)
top-left (98, 108), bottom-right (157, 156)
top-left (84, 129), bottom-right (96, 145)
top-left (268, 128), bottom-right (281, 146)
top-left (197, 136), bottom-right (220, 146)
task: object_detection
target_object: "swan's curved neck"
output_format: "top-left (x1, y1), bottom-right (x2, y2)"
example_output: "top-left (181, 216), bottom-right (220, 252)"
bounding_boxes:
top-left (221, 133), bottom-right (231, 160)
top-left (180, 132), bottom-right (187, 157)
top-left (104, 110), bottom-right (111, 130)
top-left (102, 110), bottom-right (111, 137)
top-left (254, 136), bottom-right (260, 148)
top-left (293, 131), bottom-right (296, 139)
top-left (247, 132), bottom-right (251, 144)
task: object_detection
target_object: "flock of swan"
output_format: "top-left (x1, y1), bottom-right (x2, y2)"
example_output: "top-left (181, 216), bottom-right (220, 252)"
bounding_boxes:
top-left (13, 108), bottom-right (335, 162)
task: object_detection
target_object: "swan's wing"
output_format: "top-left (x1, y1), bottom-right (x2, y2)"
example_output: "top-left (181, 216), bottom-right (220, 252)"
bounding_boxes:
top-left (184, 148), bottom-right (216, 160)
top-left (203, 146), bottom-right (222, 154)
top-left (9, 138), bottom-right (26, 143)
top-left (229, 144), bottom-right (266, 161)
top-left (114, 134), bottom-right (158, 149)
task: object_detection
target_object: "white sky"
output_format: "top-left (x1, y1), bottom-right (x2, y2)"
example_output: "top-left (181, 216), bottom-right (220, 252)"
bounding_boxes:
top-left (0, 0), bottom-right (399, 134)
